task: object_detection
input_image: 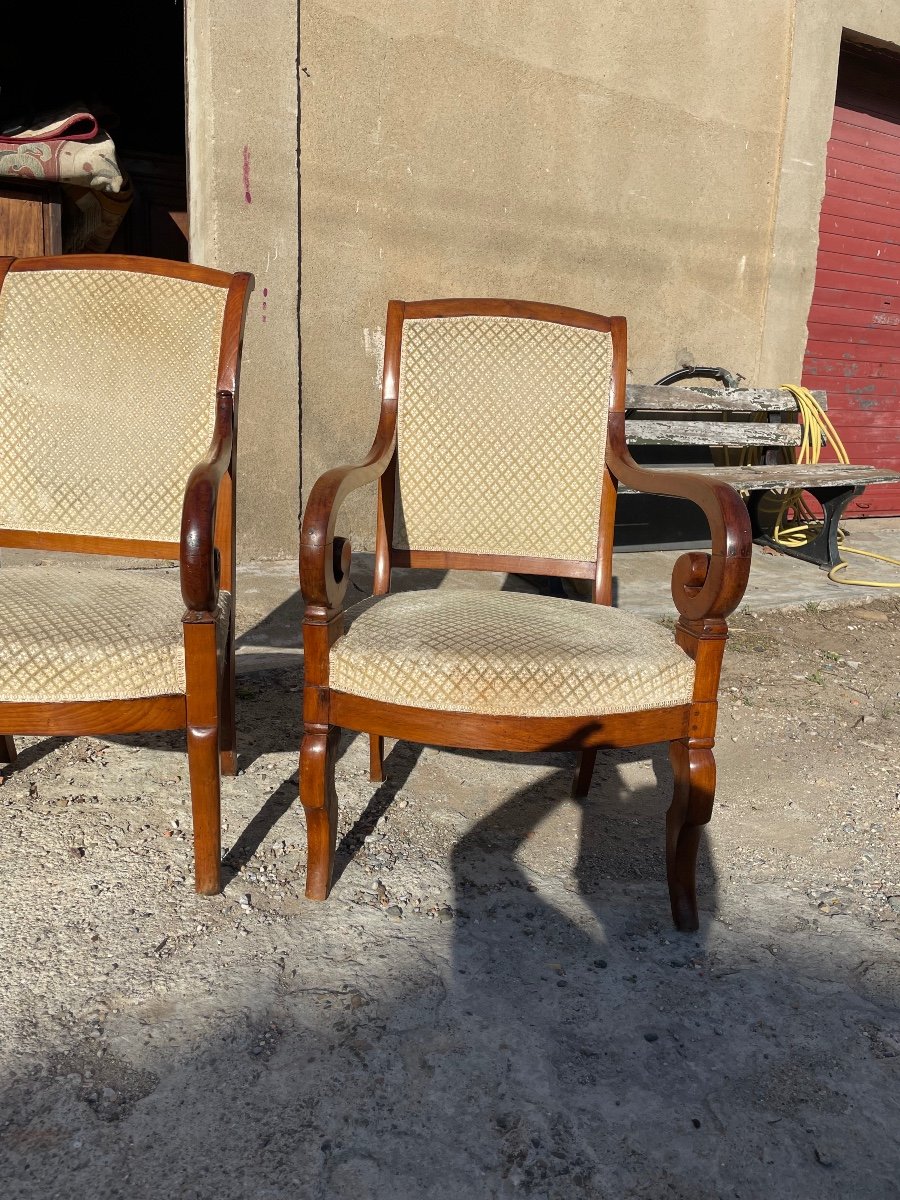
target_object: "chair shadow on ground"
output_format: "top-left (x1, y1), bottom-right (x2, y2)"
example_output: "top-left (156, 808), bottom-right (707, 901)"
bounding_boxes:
top-left (2, 566), bottom-right (701, 924)
top-left (0, 735), bottom-right (69, 776)
top-left (330, 733), bottom-right (719, 941)
top-left (0, 574), bottom-right (306, 783)
top-left (233, 588), bottom-right (304, 657)
top-left (221, 773), bottom-right (299, 884)
top-left (231, 562), bottom-right (692, 915)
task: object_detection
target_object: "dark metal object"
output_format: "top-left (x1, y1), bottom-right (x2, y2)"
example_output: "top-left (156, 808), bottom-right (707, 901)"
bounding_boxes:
top-left (746, 484), bottom-right (865, 570)
top-left (654, 365), bottom-right (743, 389)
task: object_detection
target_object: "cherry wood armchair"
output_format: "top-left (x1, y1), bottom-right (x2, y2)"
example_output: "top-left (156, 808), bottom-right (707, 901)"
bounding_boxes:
top-left (0, 254), bottom-right (252, 894)
top-left (300, 299), bottom-right (751, 930)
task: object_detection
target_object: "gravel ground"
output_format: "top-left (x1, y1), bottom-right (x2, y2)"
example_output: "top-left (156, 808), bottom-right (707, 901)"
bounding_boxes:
top-left (0, 580), bottom-right (899, 1200)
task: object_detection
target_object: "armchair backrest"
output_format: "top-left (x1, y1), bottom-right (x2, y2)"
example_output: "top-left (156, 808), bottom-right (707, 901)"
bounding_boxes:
top-left (0, 255), bottom-right (249, 552)
top-left (381, 299), bottom-right (626, 596)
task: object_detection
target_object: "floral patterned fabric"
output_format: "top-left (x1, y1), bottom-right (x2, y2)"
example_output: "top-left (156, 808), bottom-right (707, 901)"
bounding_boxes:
top-left (0, 110), bottom-right (125, 193)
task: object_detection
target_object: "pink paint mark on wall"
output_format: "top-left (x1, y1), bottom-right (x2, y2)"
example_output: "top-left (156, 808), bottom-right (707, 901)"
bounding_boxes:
top-left (242, 146), bottom-right (252, 204)
top-left (261, 286), bottom-right (268, 324)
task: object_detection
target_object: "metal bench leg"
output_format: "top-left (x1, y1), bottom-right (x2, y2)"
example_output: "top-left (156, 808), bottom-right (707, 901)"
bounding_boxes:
top-left (814, 486), bottom-right (865, 570)
top-left (748, 485), bottom-right (863, 570)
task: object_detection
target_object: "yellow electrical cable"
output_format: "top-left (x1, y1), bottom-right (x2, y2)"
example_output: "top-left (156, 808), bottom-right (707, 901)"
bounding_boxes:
top-left (764, 384), bottom-right (900, 587)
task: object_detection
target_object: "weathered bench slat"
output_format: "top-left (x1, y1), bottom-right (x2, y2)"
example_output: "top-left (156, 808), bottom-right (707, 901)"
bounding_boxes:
top-left (618, 385), bottom-right (895, 570)
top-left (624, 418), bottom-right (802, 447)
top-left (625, 384), bottom-right (828, 412)
top-left (618, 462), bottom-right (900, 493)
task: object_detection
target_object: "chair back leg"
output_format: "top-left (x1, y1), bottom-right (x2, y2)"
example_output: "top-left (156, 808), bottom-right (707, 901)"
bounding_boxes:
top-left (184, 619), bottom-right (223, 894)
top-left (369, 733), bottom-right (385, 783)
top-left (0, 736), bottom-right (16, 764)
top-left (666, 738), bottom-right (716, 932)
top-left (572, 749), bottom-right (597, 799)
top-left (219, 617), bottom-right (237, 777)
top-left (300, 721), bottom-right (340, 899)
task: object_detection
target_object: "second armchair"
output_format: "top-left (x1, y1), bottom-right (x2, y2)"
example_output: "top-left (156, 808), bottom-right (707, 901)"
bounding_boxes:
top-left (300, 299), bottom-right (751, 930)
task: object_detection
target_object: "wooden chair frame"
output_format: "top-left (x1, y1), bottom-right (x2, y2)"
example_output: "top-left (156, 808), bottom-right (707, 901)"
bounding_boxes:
top-left (0, 254), bottom-right (253, 894)
top-left (300, 299), bottom-right (752, 930)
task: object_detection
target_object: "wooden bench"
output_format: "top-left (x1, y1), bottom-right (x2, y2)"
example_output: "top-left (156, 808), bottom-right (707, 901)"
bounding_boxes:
top-left (621, 384), bottom-right (900, 569)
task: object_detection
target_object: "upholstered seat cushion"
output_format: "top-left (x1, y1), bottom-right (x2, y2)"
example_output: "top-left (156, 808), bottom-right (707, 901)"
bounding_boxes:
top-left (330, 590), bottom-right (695, 718)
top-left (0, 567), bottom-right (231, 703)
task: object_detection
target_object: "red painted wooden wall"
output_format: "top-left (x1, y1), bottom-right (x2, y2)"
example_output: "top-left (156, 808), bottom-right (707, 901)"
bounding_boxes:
top-left (801, 50), bottom-right (900, 517)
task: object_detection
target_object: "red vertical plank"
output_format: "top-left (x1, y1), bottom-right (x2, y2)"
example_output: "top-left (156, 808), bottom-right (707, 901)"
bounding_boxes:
top-left (802, 85), bottom-right (900, 517)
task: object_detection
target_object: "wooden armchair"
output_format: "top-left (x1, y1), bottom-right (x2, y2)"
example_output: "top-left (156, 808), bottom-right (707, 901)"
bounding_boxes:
top-left (300, 300), bottom-right (752, 930)
top-left (0, 254), bottom-right (252, 894)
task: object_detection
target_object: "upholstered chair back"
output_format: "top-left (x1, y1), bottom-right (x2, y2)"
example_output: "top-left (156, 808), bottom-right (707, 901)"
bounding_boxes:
top-left (0, 267), bottom-right (228, 544)
top-left (394, 315), bottom-right (613, 562)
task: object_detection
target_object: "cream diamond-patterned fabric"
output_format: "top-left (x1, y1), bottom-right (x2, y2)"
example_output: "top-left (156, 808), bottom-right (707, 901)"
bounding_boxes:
top-left (395, 316), bottom-right (613, 561)
top-left (0, 269), bottom-right (227, 543)
top-left (0, 567), bottom-right (230, 702)
top-left (331, 590), bottom-right (694, 717)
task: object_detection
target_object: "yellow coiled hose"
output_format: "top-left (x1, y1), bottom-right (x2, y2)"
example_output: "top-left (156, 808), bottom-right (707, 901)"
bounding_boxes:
top-left (757, 384), bottom-right (900, 587)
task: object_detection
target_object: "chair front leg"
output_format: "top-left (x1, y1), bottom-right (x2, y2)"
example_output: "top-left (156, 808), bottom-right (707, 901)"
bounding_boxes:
top-left (666, 738), bottom-right (715, 932)
top-left (184, 618), bottom-right (222, 895)
top-left (300, 717), bottom-right (340, 900)
top-left (0, 736), bottom-right (16, 765)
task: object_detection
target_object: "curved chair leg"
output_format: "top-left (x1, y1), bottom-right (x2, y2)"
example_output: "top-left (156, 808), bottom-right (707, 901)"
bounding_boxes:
top-left (369, 733), bottom-right (384, 783)
top-left (0, 736), bottom-right (16, 764)
top-left (184, 620), bottom-right (222, 895)
top-left (572, 749), bottom-right (597, 799)
top-left (301, 724), bottom-right (339, 900)
top-left (666, 738), bottom-right (715, 932)
top-left (219, 621), bottom-right (237, 777)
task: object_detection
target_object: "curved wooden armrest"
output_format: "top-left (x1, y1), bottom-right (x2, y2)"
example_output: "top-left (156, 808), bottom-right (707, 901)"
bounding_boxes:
top-left (180, 390), bottom-right (234, 613)
top-left (607, 411), bottom-right (752, 620)
top-left (300, 399), bottom-right (397, 611)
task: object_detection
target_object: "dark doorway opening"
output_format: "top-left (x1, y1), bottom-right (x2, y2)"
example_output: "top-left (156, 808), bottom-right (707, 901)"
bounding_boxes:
top-left (0, 3), bottom-right (188, 261)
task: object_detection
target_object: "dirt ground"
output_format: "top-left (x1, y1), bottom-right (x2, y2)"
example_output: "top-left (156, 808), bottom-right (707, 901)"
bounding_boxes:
top-left (1, 574), bottom-right (899, 1200)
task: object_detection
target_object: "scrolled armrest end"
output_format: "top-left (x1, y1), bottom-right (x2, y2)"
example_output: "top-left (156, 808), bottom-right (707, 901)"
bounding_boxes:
top-left (671, 549), bottom-right (750, 623)
top-left (301, 534), bottom-right (354, 612)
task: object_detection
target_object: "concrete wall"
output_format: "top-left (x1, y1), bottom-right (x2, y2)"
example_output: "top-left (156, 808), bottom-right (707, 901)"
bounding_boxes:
top-left (300, 0), bottom-right (796, 548)
top-left (187, 0), bottom-right (300, 561)
top-left (759, 0), bottom-right (900, 381)
top-left (188, 0), bottom-right (900, 557)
